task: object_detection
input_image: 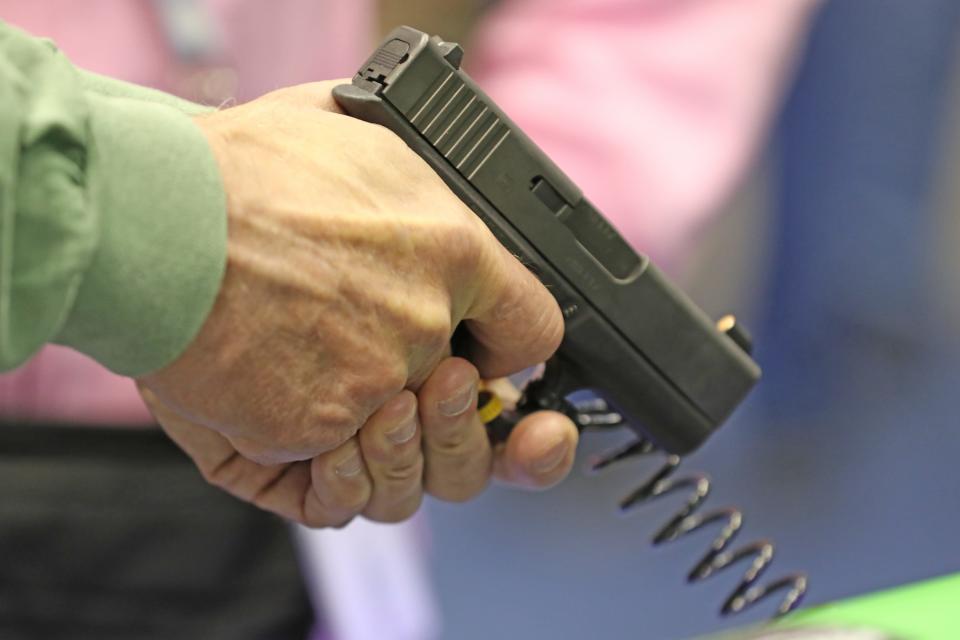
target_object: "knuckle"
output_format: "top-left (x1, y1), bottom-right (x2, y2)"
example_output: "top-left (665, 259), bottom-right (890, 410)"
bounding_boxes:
top-left (425, 473), bottom-right (489, 504)
top-left (326, 485), bottom-right (371, 517)
top-left (423, 215), bottom-right (485, 286)
top-left (423, 435), bottom-right (491, 502)
top-left (530, 299), bottom-right (564, 357)
top-left (442, 218), bottom-right (486, 275)
top-left (378, 366), bottom-right (409, 400)
top-left (230, 439), bottom-right (281, 466)
top-left (403, 323), bottom-right (452, 386)
top-left (200, 464), bottom-right (230, 489)
top-left (382, 456), bottom-right (424, 487)
top-left (294, 403), bottom-right (363, 453)
top-left (202, 459), bottom-right (248, 496)
top-left (313, 456), bottom-right (372, 514)
top-left (344, 368), bottom-right (408, 416)
top-left (409, 309), bottom-right (452, 343)
top-left (363, 435), bottom-right (417, 465)
top-left (428, 317), bottom-right (455, 351)
top-left (428, 428), bottom-right (477, 459)
top-left (271, 429), bottom-right (317, 458)
top-left (403, 311), bottom-right (453, 364)
top-left (367, 493), bottom-right (424, 524)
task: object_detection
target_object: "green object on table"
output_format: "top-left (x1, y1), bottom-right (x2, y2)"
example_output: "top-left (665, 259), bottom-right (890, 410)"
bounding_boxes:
top-left (714, 572), bottom-right (960, 640)
top-left (782, 572), bottom-right (960, 638)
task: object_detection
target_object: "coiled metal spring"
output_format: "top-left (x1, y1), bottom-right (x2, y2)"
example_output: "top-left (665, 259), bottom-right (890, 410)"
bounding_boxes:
top-left (576, 398), bottom-right (808, 618)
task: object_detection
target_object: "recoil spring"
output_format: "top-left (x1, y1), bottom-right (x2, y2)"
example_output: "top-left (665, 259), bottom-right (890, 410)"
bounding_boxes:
top-left (575, 398), bottom-right (808, 618)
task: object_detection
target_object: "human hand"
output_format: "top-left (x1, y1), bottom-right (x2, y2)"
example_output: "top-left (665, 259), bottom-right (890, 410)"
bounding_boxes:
top-left (136, 80), bottom-right (570, 509)
top-left (140, 357), bottom-right (578, 526)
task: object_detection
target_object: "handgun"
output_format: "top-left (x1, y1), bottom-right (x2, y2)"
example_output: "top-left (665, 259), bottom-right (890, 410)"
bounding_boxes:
top-left (333, 27), bottom-right (807, 618)
top-left (333, 26), bottom-right (758, 455)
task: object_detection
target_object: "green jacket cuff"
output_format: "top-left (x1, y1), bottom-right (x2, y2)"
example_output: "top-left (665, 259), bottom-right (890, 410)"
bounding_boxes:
top-left (55, 92), bottom-right (227, 376)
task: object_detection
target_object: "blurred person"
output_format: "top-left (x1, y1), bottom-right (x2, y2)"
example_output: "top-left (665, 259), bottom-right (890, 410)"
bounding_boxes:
top-left (762, 0), bottom-right (960, 420)
top-left (745, 0), bottom-right (960, 609)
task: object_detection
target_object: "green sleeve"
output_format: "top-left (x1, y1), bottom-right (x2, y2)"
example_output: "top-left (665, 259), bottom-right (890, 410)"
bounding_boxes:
top-left (0, 21), bottom-right (227, 376)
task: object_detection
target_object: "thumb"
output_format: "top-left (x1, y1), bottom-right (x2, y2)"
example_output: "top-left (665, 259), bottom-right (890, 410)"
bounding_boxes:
top-left (463, 241), bottom-right (564, 379)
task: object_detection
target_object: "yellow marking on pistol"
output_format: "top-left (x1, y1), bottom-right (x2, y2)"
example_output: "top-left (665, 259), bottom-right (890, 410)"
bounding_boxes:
top-left (477, 390), bottom-right (503, 425)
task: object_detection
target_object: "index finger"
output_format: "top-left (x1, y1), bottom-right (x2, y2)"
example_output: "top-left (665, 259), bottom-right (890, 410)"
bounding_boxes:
top-left (463, 240), bottom-right (564, 379)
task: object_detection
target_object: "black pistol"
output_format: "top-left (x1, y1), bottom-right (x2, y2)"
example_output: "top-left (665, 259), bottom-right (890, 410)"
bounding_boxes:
top-left (334, 27), bottom-right (808, 618)
top-left (332, 26), bottom-right (759, 456)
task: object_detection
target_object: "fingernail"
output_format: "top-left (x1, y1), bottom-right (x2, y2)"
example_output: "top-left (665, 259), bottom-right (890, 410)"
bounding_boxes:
top-left (386, 413), bottom-right (418, 444)
top-left (534, 441), bottom-right (569, 473)
top-left (438, 381), bottom-right (477, 417)
top-left (335, 451), bottom-right (363, 477)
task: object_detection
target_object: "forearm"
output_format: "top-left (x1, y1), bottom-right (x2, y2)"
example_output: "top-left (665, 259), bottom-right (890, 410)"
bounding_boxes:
top-left (0, 21), bottom-right (226, 376)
